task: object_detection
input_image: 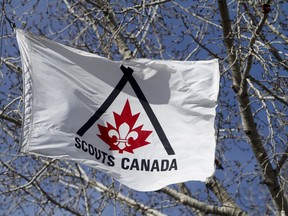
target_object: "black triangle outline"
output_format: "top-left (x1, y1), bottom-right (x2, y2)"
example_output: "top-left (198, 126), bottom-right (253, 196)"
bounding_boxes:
top-left (77, 65), bottom-right (175, 155)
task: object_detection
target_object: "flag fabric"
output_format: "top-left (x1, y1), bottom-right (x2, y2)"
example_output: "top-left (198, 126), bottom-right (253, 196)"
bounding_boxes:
top-left (17, 29), bottom-right (220, 191)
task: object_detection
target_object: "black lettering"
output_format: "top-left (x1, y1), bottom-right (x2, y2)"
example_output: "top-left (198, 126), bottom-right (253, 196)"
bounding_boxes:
top-left (94, 147), bottom-right (101, 160)
top-left (75, 137), bottom-right (81, 148)
top-left (161, 159), bottom-right (169, 171)
top-left (121, 158), bottom-right (129, 170)
top-left (130, 159), bottom-right (139, 170)
top-left (107, 155), bottom-right (115, 167)
top-left (141, 159), bottom-right (150, 171)
top-left (82, 140), bottom-right (88, 152)
top-left (74, 137), bottom-right (115, 167)
top-left (169, 159), bottom-right (178, 171)
top-left (101, 151), bottom-right (107, 164)
top-left (151, 160), bottom-right (160, 171)
top-left (88, 144), bottom-right (94, 156)
top-left (119, 158), bottom-right (178, 172)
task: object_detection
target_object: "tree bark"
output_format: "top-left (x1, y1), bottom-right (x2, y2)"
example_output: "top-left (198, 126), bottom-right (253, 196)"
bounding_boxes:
top-left (161, 187), bottom-right (247, 216)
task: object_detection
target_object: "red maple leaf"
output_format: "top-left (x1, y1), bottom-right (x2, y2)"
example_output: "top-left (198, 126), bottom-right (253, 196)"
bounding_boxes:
top-left (97, 100), bottom-right (152, 153)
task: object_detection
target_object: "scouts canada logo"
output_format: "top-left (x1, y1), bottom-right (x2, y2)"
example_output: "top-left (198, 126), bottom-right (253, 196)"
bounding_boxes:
top-left (97, 100), bottom-right (152, 153)
top-left (75, 65), bottom-right (178, 171)
top-left (76, 65), bottom-right (175, 155)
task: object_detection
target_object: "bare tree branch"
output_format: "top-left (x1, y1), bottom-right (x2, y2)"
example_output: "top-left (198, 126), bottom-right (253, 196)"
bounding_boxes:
top-left (160, 186), bottom-right (247, 216)
top-left (218, 0), bottom-right (288, 214)
top-left (206, 176), bottom-right (242, 210)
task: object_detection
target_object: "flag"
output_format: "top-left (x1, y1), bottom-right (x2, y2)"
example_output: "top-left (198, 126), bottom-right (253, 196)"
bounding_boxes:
top-left (17, 29), bottom-right (220, 191)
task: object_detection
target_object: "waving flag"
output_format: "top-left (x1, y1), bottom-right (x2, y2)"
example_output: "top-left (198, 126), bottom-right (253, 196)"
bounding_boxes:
top-left (17, 29), bottom-right (219, 191)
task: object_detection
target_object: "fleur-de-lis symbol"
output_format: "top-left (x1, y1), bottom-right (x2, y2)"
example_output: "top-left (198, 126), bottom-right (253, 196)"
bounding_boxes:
top-left (97, 100), bottom-right (153, 154)
top-left (108, 123), bottom-right (138, 150)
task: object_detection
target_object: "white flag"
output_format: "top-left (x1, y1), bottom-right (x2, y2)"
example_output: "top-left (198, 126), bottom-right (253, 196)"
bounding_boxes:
top-left (17, 29), bottom-right (220, 191)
